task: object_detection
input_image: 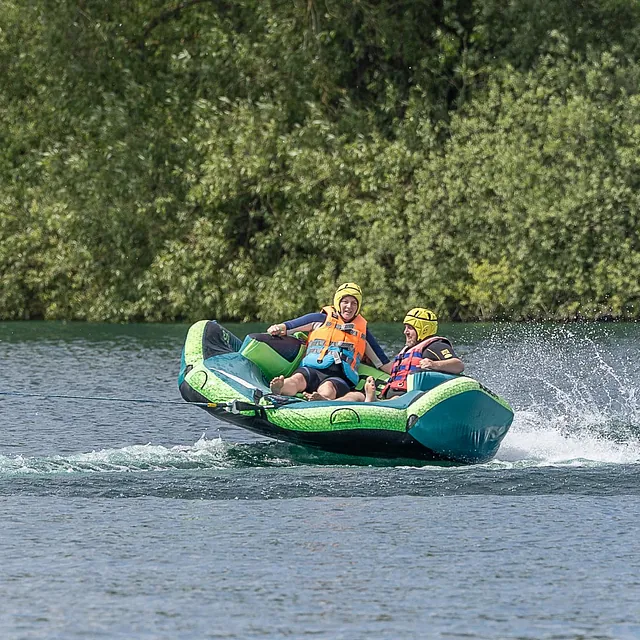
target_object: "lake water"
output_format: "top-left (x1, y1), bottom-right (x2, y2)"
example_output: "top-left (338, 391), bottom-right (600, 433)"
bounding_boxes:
top-left (1, 321), bottom-right (639, 639)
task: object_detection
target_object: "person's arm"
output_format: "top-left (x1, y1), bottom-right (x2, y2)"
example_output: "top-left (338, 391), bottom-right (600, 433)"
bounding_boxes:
top-left (267, 312), bottom-right (326, 336)
top-left (419, 357), bottom-right (464, 374)
top-left (363, 329), bottom-right (391, 370)
top-left (419, 340), bottom-right (464, 374)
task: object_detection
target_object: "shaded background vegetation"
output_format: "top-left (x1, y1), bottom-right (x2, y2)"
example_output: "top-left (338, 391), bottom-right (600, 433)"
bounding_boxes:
top-left (2, 0), bottom-right (640, 322)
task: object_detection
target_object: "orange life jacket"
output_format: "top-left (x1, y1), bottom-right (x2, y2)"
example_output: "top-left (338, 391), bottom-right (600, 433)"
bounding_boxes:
top-left (301, 306), bottom-right (367, 386)
top-left (381, 336), bottom-right (452, 397)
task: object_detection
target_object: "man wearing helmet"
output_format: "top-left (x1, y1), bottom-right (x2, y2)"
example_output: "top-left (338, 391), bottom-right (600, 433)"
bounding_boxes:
top-left (266, 283), bottom-right (391, 400)
top-left (363, 308), bottom-right (464, 402)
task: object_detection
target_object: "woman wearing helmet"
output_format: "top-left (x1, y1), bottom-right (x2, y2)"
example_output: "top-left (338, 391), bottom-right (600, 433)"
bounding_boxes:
top-left (266, 283), bottom-right (391, 400)
top-left (363, 308), bottom-right (464, 402)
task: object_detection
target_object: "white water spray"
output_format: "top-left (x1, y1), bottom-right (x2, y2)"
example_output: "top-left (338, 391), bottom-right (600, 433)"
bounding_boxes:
top-left (464, 323), bottom-right (640, 466)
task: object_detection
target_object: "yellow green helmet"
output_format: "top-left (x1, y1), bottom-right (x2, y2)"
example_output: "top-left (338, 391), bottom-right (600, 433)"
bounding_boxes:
top-left (403, 308), bottom-right (437, 341)
top-left (333, 282), bottom-right (363, 313)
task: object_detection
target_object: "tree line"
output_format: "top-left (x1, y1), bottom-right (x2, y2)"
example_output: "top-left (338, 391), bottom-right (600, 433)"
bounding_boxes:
top-left (2, 0), bottom-right (640, 322)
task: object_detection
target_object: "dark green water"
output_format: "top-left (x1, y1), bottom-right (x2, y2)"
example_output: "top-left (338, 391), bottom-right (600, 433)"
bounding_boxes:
top-left (1, 321), bottom-right (639, 638)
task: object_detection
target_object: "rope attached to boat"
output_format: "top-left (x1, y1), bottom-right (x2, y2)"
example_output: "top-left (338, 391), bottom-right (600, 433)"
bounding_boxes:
top-left (0, 390), bottom-right (240, 410)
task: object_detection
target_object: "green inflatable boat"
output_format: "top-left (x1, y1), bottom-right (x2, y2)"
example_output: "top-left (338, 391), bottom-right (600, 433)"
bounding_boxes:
top-left (178, 320), bottom-right (514, 463)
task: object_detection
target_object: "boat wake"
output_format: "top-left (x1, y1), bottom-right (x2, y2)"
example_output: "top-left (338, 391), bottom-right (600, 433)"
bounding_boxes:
top-left (0, 435), bottom-right (301, 476)
top-left (2, 419), bottom-right (639, 477)
top-left (492, 410), bottom-right (640, 467)
top-left (0, 434), bottom-right (460, 476)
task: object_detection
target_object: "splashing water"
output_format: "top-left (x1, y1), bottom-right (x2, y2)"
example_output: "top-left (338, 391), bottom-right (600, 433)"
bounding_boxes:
top-left (464, 323), bottom-right (640, 466)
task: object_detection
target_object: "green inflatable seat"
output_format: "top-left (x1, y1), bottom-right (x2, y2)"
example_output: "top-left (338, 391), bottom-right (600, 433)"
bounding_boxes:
top-left (240, 333), bottom-right (306, 380)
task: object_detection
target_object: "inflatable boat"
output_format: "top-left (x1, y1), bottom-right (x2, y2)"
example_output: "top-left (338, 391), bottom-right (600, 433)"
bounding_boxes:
top-left (178, 320), bottom-right (514, 463)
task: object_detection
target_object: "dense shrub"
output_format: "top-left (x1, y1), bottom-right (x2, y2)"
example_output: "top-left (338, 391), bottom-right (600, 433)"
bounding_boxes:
top-left (1, 1), bottom-right (639, 321)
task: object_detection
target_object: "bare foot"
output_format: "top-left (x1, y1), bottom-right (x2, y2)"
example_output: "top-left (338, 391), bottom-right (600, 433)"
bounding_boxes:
top-left (304, 391), bottom-right (326, 401)
top-left (364, 376), bottom-right (377, 402)
top-left (270, 375), bottom-right (285, 394)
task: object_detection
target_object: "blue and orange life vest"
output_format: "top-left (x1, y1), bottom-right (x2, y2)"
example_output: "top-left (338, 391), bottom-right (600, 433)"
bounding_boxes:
top-left (381, 336), bottom-right (452, 396)
top-left (301, 306), bottom-right (367, 386)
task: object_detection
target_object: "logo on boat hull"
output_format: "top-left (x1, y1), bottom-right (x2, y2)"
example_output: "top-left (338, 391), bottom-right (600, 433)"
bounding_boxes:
top-left (329, 408), bottom-right (361, 425)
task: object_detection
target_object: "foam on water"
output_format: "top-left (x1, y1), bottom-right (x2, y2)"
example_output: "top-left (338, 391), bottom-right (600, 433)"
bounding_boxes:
top-left (494, 411), bottom-right (640, 466)
top-left (0, 435), bottom-right (299, 475)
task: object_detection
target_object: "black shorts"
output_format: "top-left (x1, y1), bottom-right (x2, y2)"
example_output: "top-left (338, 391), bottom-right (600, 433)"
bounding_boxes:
top-left (294, 364), bottom-right (352, 398)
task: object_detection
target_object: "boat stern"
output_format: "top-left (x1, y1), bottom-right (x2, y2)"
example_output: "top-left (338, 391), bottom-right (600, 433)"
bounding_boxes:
top-left (407, 378), bottom-right (513, 463)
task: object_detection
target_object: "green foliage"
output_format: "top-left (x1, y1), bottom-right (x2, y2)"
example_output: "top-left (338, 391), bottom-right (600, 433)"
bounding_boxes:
top-left (408, 41), bottom-right (640, 319)
top-left (1, 0), bottom-right (640, 321)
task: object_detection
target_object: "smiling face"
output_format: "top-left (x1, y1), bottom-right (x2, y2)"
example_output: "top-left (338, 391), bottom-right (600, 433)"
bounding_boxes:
top-left (403, 323), bottom-right (419, 348)
top-left (339, 295), bottom-right (359, 322)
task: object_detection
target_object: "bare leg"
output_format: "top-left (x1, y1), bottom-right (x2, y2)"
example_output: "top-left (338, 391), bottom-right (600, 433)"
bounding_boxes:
top-left (340, 390), bottom-right (366, 402)
top-left (270, 372), bottom-right (307, 396)
top-left (314, 380), bottom-right (339, 400)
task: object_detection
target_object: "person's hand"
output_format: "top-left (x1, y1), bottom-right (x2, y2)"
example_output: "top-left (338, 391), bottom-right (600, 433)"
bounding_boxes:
top-left (267, 324), bottom-right (286, 336)
top-left (419, 358), bottom-right (436, 370)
